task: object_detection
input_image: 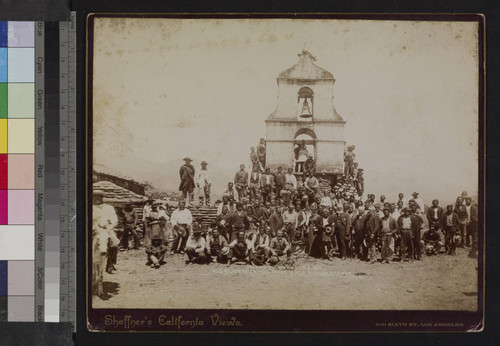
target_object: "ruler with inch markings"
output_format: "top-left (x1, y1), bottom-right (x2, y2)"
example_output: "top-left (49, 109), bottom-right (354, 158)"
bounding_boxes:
top-left (58, 12), bottom-right (77, 330)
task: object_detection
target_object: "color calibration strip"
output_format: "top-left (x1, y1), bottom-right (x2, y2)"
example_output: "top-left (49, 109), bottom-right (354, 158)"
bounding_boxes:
top-left (0, 21), bottom-right (36, 322)
top-left (0, 14), bottom-right (76, 328)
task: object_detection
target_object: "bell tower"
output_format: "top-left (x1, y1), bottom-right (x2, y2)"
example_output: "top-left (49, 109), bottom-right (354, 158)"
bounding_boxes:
top-left (265, 50), bottom-right (346, 174)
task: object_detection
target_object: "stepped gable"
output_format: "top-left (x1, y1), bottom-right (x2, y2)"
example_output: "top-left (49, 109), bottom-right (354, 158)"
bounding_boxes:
top-left (278, 50), bottom-right (334, 81)
top-left (93, 180), bottom-right (147, 205)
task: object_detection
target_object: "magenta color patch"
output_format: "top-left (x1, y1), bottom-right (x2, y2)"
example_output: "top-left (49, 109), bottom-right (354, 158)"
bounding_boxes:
top-left (0, 190), bottom-right (6, 224)
top-left (7, 190), bottom-right (33, 224)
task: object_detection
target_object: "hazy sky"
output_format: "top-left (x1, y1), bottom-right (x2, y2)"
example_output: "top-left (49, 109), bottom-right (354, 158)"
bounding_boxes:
top-left (93, 18), bottom-right (479, 205)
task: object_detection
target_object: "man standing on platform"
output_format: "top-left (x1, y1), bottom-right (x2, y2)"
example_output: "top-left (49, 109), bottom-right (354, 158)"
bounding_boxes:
top-left (250, 147), bottom-right (261, 173)
top-left (234, 164), bottom-right (249, 202)
top-left (260, 168), bottom-right (275, 204)
top-left (179, 157), bottom-right (195, 206)
top-left (274, 166), bottom-right (286, 201)
top-left (248, 169), bottom-right (261, 202)
top-left (304, 153), bottom-right (316, 177)
top-left (196, 161), bottom-right (212, 207)
top-left (257, 138), bottom-right (266, 169)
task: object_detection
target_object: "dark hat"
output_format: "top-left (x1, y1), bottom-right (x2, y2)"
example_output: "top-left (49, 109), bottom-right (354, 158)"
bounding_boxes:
top-left (412, 192), bottom-right (419, 196)
top-left (269, 256), bottom-right (279, 265)
top-left (192, 225), bottom-right (203, 234)
top-left (183, 157), bottom-right (193, 162)
top-left (253, 253), bottom-right (266, 266)
top-left (201, 161), bottom-right (208, 166)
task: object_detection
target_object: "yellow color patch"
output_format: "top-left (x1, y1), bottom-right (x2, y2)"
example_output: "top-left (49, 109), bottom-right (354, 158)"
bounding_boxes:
top-left (0, 119), bottom-right (7, 153)
top-left (8, 119), bottom-right (34, 153)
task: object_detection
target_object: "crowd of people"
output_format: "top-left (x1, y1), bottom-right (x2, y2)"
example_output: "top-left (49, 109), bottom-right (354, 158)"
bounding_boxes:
top-left (92, 138), bottom-right (478, 291)
top-left (93, 170), bottom-right (479, 277)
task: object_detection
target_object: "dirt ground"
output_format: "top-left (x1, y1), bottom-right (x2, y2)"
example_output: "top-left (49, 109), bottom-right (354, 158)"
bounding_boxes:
top-left (93, 242), bottom-right (478, 311)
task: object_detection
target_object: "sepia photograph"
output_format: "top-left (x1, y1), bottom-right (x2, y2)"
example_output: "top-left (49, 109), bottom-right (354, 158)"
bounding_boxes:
top-left (87, 15), bottom-right (483, 331)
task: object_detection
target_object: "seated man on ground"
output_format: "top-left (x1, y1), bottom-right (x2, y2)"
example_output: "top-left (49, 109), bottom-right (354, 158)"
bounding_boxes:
top-left (145, 233), bottom-right (168, 269)
top-left (269, 230), bottom-right (292, 265)
top-left (422, 225), bottom-right (444, 256)
top-left (252, 223), bottom-right (271, 264)
top-left (228, 230), bottom-right (254, 266)
top-left (185, 225), bottom-right (207, 264)
top-left (206, 227), bottom-right (229, 263)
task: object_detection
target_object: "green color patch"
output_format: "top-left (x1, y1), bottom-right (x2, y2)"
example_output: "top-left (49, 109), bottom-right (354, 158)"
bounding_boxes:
top-left (0, 83), bottom-right (6, 118)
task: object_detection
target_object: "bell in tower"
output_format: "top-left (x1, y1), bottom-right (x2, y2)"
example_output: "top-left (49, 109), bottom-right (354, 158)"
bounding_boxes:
top-left (300, 97), bottom-right (312, 118)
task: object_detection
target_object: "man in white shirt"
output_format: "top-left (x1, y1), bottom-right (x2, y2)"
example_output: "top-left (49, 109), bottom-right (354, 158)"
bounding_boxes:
top-left (92, 191), bottom-right (120, 274)
top-left (196, 161), bottom-right (212, 207)
top-left (170, 201), bottom-right (193, 254)
top-left (228, 230), bottom-right (254, 265)
top-left (282, 204), bottom-right (298, 239)
top-left (285, 167), bottom-right (297, 190)
top-left (185, 225), bottom-right (207, 264)
top-left (390, 203), bottom-right (401, 222)
top-left (320, 190), bottom-right (332, 209)
top-left (411, 192), bottom-right (424, 211)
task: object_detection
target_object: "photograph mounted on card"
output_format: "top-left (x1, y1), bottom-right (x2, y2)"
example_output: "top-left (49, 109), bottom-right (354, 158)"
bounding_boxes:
top-left (86, 14), bottom-right (484, 332)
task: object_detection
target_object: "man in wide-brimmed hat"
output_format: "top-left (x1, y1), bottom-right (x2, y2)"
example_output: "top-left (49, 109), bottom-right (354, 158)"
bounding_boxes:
top-left (145, 231), bottom-right (168, 269)
top-left (196, 160), bottom-right (212, 207)
top-left (179, 157), bottom-right (195, 206)
top-left (410, 192), bottom-right (424, 212)
top-left (185, 224), bottom-right (207, 264)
